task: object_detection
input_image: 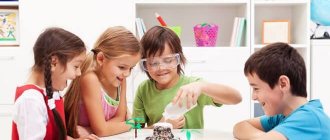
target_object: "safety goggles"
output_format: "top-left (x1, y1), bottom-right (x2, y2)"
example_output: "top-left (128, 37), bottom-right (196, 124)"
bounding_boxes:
top-left (140, 53), bottom-right (180, 71)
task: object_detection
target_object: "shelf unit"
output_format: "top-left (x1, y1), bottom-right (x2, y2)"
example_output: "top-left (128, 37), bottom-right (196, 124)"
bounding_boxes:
top-left (251, 0), bottom-right (310, 117)
top-left (135, 0), bottom-right (249, 47)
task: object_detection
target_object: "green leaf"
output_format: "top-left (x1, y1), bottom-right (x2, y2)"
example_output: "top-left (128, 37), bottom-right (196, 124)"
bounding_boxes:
top-left (186, 131), bottom-right (191, 140)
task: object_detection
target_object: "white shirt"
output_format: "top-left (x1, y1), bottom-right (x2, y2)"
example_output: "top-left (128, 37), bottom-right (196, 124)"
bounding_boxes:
top-left (12, 87), bottom-right (61, 140)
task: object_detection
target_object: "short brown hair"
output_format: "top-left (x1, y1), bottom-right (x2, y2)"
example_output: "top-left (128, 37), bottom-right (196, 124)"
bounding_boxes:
top-left (244, 42), bottom-right (307, 97)
top-left (140, 26), bottom-right (186, 80)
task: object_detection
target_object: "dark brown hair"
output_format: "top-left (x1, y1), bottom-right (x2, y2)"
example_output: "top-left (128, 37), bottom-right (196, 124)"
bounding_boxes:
top-left (64, 26), bottom-right (141, 138)
top-left (140, 25), bottom-right (186, 80)
top-left (244, 42), bottom-right (307, 97)
top-left (33, 27), bottom-right (86, 140)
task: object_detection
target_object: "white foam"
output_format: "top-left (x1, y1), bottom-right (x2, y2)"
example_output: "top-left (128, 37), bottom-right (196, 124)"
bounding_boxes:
top-left (154, 122), bottom-right (173, 129)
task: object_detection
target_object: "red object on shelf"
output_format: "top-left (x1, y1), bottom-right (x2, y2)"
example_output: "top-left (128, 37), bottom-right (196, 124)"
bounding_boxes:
top-left (155, 13), bottom-right (167, 26)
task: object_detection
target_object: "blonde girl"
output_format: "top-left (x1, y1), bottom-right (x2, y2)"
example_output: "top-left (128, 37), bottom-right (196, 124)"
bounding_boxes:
top-left (65, 26), bottom-right (141, 137)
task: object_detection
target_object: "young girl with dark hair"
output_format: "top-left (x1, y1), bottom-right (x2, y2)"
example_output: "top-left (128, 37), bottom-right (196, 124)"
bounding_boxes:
top-left (12, 27), bottom-right (98, 140)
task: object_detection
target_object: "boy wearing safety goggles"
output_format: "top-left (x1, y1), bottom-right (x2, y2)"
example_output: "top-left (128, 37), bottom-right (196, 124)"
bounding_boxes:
top-left (132, 26), bottom-right (242, 129)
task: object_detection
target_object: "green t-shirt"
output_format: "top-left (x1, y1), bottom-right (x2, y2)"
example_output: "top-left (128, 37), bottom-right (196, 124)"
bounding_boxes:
top-left (132, 76), bottom-right (222, 129)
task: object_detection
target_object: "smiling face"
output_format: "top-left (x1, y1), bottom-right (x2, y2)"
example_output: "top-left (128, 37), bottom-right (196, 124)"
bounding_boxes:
top-left (146, 44), bottom-right (180, 89)
top-left (247, 73), bottom-right (285, 116)
top-left (99, 53), bottom-right (140, 87)
top-left (51, 52), bottom-right (86, 91)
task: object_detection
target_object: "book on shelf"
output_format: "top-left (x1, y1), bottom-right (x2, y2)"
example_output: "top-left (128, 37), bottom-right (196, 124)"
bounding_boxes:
top-left (230, 18), bottom-right (239, 47)
top-left (230, 17), bottom-right (246, 47)
top-left (135, 17), bottom-right (146, 40)
top-left (140, 18), bottom-right (146, 34)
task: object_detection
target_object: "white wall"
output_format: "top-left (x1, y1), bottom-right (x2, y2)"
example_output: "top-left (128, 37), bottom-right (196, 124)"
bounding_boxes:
top-left (0, 0), bottom-right (135, 139)
top-left (311, 41), bottom-right (330, 115)
top-left (19, 0), bottom-right (135, 52)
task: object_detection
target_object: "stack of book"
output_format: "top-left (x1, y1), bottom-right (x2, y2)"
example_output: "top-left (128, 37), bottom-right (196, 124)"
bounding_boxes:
top-left (230, 17), bottom-right (246, 47)
top-left (135, 17), bottom-right (146, 40)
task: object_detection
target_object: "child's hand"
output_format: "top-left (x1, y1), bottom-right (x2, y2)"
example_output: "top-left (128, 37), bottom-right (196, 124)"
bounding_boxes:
top-left (77, 125), bottom-right (92, 137)
top-left (165, 116), bottom-right (185, 129)
top-left (78, 134), bottom-right (99, 140)
top-left (67, 134), bottom-right (99, 140)
top-left (172, 82), bottom-right (203, 108)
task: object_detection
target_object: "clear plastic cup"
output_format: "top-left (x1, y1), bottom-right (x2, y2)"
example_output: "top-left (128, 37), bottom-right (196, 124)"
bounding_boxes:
top-left (163, 102), bottom-right (197, 120)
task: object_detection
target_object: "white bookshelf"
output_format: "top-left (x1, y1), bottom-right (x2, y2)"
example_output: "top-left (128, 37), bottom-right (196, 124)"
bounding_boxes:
top-left (135, 1), bottom-right (249, 47)
top-left (253, 2), bottom-right (309, 45)
top-left (251, 0), bottom-right (310, 117)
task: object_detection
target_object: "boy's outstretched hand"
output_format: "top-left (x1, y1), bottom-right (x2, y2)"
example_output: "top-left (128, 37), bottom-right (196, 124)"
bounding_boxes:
top-left (159, 116), bottom-right (185, 129)
top-left (172, 82), bottom-right (204, 109)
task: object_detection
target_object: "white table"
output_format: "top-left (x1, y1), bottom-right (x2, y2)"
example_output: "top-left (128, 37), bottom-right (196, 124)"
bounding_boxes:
top-left (101, 129), bottom-right (235, 140)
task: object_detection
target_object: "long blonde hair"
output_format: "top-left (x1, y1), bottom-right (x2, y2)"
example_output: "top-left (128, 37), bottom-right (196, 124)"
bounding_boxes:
top-left (64, 26), bottom-right (141, 138)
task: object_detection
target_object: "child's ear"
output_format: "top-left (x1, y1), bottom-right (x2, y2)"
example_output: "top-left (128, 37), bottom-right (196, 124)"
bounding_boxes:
top-left (50, 55), bottom-right (59, 71)
top-left (96, 52), bottom-right (105, 66)
top-left (278, 75), bottom-right (290, 90)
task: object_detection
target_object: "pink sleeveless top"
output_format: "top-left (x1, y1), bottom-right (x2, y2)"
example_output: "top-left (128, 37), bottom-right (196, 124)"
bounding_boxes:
top-left (78, 88), bottom-right (119, 126)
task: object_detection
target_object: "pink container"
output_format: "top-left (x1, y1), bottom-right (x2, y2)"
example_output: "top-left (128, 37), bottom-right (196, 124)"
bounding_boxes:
top-left (193, 23), bottom-right (219, 47)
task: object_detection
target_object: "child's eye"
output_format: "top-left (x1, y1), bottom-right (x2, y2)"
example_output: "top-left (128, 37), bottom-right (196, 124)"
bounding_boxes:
top-left (148, 62), bottom-right (159, 67)
top-left (74, 66), bottom-right (79, 69)
top-left (119, 66), bottom-right (125, 70)
top-left (164, 58), bottom-right (174, 64)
